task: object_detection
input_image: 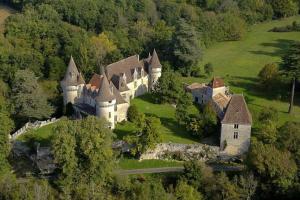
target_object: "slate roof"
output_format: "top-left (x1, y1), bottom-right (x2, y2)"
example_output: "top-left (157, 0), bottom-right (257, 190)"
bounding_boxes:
top-left (150, 49), bottom-right (162, 68)
top-left (106, 55), bottom-right (146, 84)
top-left (96, 73), bottom-right (116, 102)
top-left (222, 95), bottom-right (252, 125)
top-left (209, 77), bottom-right (225, 88)
top-left (61, 56), bottom-right (85, 86)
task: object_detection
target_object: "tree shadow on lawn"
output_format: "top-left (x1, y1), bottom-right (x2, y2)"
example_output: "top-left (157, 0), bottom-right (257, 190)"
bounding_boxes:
top-left (147, 113), bottom-right (199, 143)
top-left (249, 39), bottom-right (297, 58)
top-left (228, 76), bottom-right (299, 111)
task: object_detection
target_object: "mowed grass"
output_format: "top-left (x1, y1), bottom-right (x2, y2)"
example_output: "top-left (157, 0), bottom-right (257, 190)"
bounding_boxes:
top-left (182, 16), bottom-right (300, 125)
top-left (0, 3), bottom-right (15, 33)
top-left (114, 94), bottom-right (199, 144)
top-left (17, 123), bottom-right (59, 146)
top-left (118, 158), bottom-right (183, 170)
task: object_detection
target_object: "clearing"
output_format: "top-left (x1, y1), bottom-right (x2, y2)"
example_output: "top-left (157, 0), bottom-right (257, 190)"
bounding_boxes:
top-left (182, 16), bottom-right (300, 125)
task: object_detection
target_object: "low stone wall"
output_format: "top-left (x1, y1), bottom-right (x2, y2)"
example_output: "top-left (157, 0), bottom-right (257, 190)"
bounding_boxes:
top-left (140, 143), bottom-right (220, 161)
top-left (10, 118), bottom-right (60, 140)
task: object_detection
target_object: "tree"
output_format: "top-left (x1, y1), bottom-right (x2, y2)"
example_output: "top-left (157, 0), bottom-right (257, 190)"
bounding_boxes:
top-left (11, 69), bottom-right (54, 121)
top-left (258, 106), bottom-right (279, 122)
top-left (186, 103), bottom-right (217, 138)
top-left (52, 116), bottom-right (114, 198)
top-left (175, 92), bottom-right (193, 124)
top-left (277, 122), bottom-right (300, 165)
top-left (89, 33), bottom-right (117, 68)
top-left (125, 116), bottom-right (162, 156)
top-left (182, 161), bottom-right (214, 191)
top-left (172, 19), bottom-right (202, 76)
top-left (127, 104), bottom-right (139, 123)
top-left (153, 71), bottom-right (183, 104)
top-left (270, 0), bottom-right (298, 18)
top-left (258, 63), bottom-right (279, 89)
top-left (234, 173), bottom-right (258, 200)
top-left (204, 63), bottom-right (214, 76)
top-left (205, 172), bottom-right (241, 200)
top-left (175, 180), bottom-right (203, 200)
top-left (247, 140), bottom-right (297, 190)
top-left (281, 42), bottom-right (300, 114)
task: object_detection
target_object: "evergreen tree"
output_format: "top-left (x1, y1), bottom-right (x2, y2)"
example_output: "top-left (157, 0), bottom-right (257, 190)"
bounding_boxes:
top-left (281, 42), bottom-right (300, 114)
top-left (172, 19), bottom-right (202, 76)
top-left (11, 69), bottom-right (53, 121)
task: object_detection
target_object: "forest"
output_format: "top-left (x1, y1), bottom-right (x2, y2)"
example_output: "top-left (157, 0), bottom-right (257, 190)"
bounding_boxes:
top-left (0, 0), bottom-right (300, 199)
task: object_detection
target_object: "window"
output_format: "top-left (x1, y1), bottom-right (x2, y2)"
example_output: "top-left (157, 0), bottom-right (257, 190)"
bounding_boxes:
top-left (109, 112), bottom-right (111, 118)
top-left (234, 132), bottom-right (238, 139)
top-left (114, 115), bottom-right (117, 122)
top-left (114, 104), bottom-right (117, 111)
top-left (195, 97), bottom-right (199, 102)
top-left (234, 124), bottom-right (239, 129)
top-left (134, 81), bottom-right (137, 88)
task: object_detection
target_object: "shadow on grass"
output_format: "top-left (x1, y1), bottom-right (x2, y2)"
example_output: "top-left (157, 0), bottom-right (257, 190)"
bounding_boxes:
top-left (149, 113), bottom-right (199, 143)
top-left (249, 39), bottom-right (297, 57)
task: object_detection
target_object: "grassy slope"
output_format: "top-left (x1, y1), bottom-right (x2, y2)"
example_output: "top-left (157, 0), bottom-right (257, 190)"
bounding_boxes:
top-left (182, 16), bottom-right (300, 125)
top-left (17, 123), bottom-right (58, 146)
top-left (0, 3), bottom-right (15, 33)
top-left (118, 158), bottom-right (183, 170)
top-left (114, 94), bottom-right (199, 144)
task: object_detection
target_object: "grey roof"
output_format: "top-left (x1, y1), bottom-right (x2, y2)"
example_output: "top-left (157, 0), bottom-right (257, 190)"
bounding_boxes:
top-left (61, 56), bottom-right (85, 86)
top-left (222, 95), bottom-right (252, 125)
top-left (96, 73), bottom-right (116, 102)
top-left (106, 55), bottom-right (149, 84)
top-left (150, 49), bottom-right (162, 68)
top-left (110, 82), bottom-right (128, 104)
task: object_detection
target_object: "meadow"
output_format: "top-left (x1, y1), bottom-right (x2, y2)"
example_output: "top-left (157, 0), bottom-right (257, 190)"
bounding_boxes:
top-left (182, 16), bottom-right (300, 125)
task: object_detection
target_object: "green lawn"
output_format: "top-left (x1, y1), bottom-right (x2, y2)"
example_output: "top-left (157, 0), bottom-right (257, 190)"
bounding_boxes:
top-left (114, 94), bottom-right (199, 144)
top-left (182, 16), bottom-right (300, 125)
top-left (17, 123), bottom-right (59, 146)
top-left (118, 158), bottom-right (183, 170)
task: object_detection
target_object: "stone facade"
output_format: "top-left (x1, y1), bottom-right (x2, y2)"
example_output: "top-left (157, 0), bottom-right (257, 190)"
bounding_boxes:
top-left (61, 50), bottom-right (162, 128)
top-left (187, 78), bottom-right (252, 155)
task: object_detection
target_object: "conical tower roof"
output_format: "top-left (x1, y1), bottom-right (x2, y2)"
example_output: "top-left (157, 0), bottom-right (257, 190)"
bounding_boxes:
top-left (150, 49), bottom-right (162, 68)
top-left (96, 73), bottom-right (115, 102)
top-left (62, 56), bottom-right (85, 86)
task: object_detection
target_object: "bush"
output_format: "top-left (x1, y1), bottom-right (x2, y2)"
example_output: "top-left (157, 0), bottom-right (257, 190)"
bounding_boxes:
top-left (127, 105), bottom-right (139, 123)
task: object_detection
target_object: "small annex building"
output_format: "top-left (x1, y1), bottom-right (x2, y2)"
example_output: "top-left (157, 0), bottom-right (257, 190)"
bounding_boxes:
top-left (61, 49), bottom-right (162, 129)
top-left (186, 78), bottom-right (252, 155)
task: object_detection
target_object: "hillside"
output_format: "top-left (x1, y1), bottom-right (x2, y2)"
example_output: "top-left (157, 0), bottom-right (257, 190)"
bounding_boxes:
top-left (182, 16), bottom-right (300, 125)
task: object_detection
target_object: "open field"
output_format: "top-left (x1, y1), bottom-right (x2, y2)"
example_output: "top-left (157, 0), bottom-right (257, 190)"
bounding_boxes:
top-left (0, 3), bottom-right (15, 33)
top-left (118, 158), bottom-right (183, 170)
top-left (114, 94), bottom-right (199, 144)
top-left (182, 16), bottom-right (300, 125)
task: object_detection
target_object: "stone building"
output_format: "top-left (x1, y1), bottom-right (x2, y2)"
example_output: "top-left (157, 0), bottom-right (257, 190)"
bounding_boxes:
top-left (187, 78), bottom-right (252, 155)
top-left (61, 49), bottom-right (162, 128)
top-left (220, 95), bottom-right (252, 155)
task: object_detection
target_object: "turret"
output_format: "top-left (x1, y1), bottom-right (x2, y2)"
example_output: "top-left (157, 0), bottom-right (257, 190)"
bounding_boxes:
top-left (61, 56), bottom-right (85, 105)
top-left (149, 49), bottom-right (162, 89)
top-left (96, 73), bottom-right (116, 129)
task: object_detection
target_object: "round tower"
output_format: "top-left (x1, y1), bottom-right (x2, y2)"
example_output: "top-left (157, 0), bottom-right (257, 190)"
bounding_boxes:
top-left (96, 74), bottom-right (116, 129)
top-left (61, 56), bottom-right (85, 105)
top-left (149, 49), bottom-right (162, 89)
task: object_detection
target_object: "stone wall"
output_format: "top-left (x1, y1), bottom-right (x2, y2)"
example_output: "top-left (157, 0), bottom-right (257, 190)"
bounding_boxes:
top-left (10, 118), bottom-right (60, 140)
top-left (140, 143), bottom-right (220, 161)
